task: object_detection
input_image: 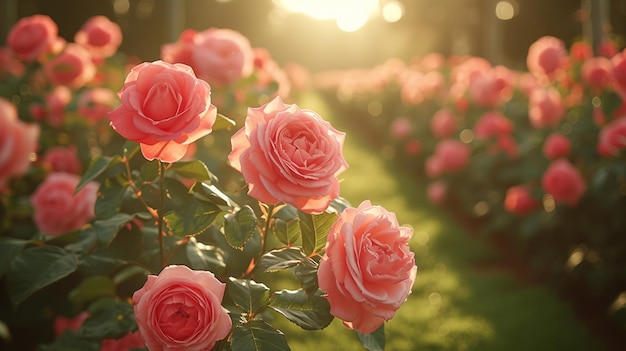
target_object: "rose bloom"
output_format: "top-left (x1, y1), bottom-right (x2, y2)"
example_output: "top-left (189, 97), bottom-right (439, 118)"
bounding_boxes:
top-left (44, 43), bottom-right (96, 89)
top-left (468, 65), bottom-right (513, 107)
top-left (570, 41), bottom-right (593, 62)
top-left (427, 181), bottom-right (446, 205)
top-left (229, 96), bottom-right (348, 213)
top-left (541, 159), bottom-right (587, 206)
top-left (160, 29), bottom-right (197, 67)
top-left (31, 172), bottom-right (98, 236)
top-left (191, 28), bottom-right (255, 86)
top-left (42, 146), bottom-right (82, 174)
top-left (473, 111), bottom-right (513, 140)
top-left (597, 117), bottom-right (626, 156)
top-left (0, 47), bottom-right (25, 78)
top-left (54, 312), bottom-right (89, 337)
top-left (433, 139), bottom-right (471, 173)
top-left (581, 56), bottom-right (613, 93)
top-left (526, 35), bottom-right (567, 81)
top-left (543, 132), bottom-right (571, 159)
top-left (0, 98), bottom-right (40, 188)
top-left (7, 14), bottom-right (64, 61)
top-left (77, 87), bottom-right (118, 123)
top-left (318, 201), bottom-right (417, 334)
top-left (109, 60), bottom-right (216, 163)
top-left (430, 108), bottom-right (457, 138)
top-left (132, 265), bottom-right (231, 351)
top-left (504, 185), bottom-right (539, 215)
top-left (390, 116), bottom-right (412, 139)
top-left (528, 87), bottom-right (565, 129)
top-left (74, 15), bottom-right (122, 60)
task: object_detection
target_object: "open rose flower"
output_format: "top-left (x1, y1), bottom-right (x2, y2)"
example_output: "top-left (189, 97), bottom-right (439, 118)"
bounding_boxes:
top-left (74, 15), bottom-right (122, 60)
top-left (7, 14), bottom-right (64, 61)
top-left (543, 132), bottom-right (571, 159)
top-left (0, 98), bottom-right (40, 189)
top-left (229, 96), bottom-right (348, 213)
top-left (528, 86), bottom-right (565, 129)
top-left (504, 185), bottom-right (540, 215)
top-left (30, 172), bottom-right (99, 236)
top-left (43, 43), bottom-right (96, 89)
top-left (541, 159), bottom-right (586, 206)
top-left (109, 60), bottom-right (216, 162)
top-left (526, 35), bottom-right (567, 82)
top-left (132, 265), bottom-right (231, 351)
top-left (597, 117), bottom-right (626, 156)
top-left (318, 201), bottom-right (417, 334)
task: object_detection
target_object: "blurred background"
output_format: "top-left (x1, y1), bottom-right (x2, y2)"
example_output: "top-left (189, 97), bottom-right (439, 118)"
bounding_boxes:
top-left (2, 0), bottom-right (626, 72)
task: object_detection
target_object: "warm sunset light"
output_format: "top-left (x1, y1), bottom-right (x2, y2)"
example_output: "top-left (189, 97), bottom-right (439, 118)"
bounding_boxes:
top-left (275, 0), bottom-right (379, 32)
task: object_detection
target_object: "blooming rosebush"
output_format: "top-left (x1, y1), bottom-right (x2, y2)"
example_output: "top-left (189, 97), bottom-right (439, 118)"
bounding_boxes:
top-left (0, 14), bottom-right (416, 351)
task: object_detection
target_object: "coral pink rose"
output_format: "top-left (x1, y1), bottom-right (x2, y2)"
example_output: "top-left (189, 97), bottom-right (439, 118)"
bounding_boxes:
top-left (318, 201), bottom-right (417, 334)
top-left (526, 36), bottom-right (567, 81)
top-left (541, 159), bottom-right (586, 206)
top-left (31, 172), bottom-right (98, 236)
top-left (473, 111), bottom-right (513, 140)
top-left (543, 132), bottom-right (571, 159)
top-left (109, 60), bottom-right (216, 163)
top-left (581, 57), bottom-right (613, 93)
top-left (597, 117), bottom-right (626, 156)
top-left (433, 139), bottom-right (470, 173)
top-left (468, 65), bottom-right (513, 107)
top-left (570, 41), bottom-right (593, 62)
top-left (528, 87), bottom-right (565, 129)
top-left (101, 331), bottom-right (145, 351)
top-left (504, 185), bottom-right (539, 215)
top-left (44, 43), bottom-right (96, 88)
top-left (42, 146), bottom-right (82, 174)
top-left (229, 96), bottom-right (348, 213)
top-left (77, 87), bottom-right (118, 123)
top-left (427, 181), bottom-right (446, 205)
top-left (54, 312), bottom-right (89, 336)
top-left (191, 28), bottom-right (254, 86)
top-left (0, 98), bottom-right (40, 188)
top-left (430, 108), bottom-right (457, 138)
top-left (7, 14), bottom-right (63, 61)
top-left (132, 265), bottom-right (231, 351)
top-left (74, 16), bottom-right (122, 60)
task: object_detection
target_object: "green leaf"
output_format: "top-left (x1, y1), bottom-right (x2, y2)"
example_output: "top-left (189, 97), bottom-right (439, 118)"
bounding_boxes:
top-left (165, 197), bottom-right (221, 237)
top-left (77, 155), bottom-right (122, 193)
top-left (186, 237), bottom-right (226, 275)
top-left (231, 319), bottom-right (290, 351)
top-left (227, 278), bottom-right (270, 315)
top-left (5, 246), bottom-right (78, 308)
top-left (213, 113), bottom-right (237, 131)
top-left (191, 182), bottom-right (237, 211)
top-left (79, 299), bottom-right (136, 339)
top-left (0, 238), bottom-right (27, 278)
top-left (294, 257), bottom-right (319, 297)
top-left (269, 289), bottom-right (333, 330)
top-left (95, 179), bottom-right (128, 219)
top-left (299, 211), bottom-right (338, 256)
top-left (355, 324), bottom-right (386, 351)
top-left (91, 213), bottom-right (136, 246)
top-left (39, 330), bottom-right (100, 351)
top-left (272, 218), bottom-right (301, 247)
top-left (257, 247), bottom-right (306, 273)
top-left (168, 160), bottom-right (217, 183)
top-left (69, 275), bottom-right (116, 308)
top-left (224, 205), bottom-right (259, 249)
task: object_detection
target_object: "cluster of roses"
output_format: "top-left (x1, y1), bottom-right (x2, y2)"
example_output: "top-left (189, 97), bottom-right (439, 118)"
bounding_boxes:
top-left (0, 13), bottom-right (417, 351)
top-left (314, 35), bottom-right (626, 319)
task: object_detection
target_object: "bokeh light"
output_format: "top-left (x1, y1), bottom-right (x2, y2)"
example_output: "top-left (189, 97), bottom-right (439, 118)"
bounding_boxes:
top-left (495, 1), bottom-right (517, 21)
top-left (275, 0), bottom-right (379, 32)
top-left (382, 1), bottom-right (404, 23)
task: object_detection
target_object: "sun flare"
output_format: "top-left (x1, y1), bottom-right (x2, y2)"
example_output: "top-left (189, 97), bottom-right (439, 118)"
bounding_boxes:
top-left (275, 0), bottom-right (380, 32)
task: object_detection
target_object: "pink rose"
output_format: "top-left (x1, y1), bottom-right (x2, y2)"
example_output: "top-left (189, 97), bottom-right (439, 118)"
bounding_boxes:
top-left (473, 111), bottom-right (513, 140)
top-left (44, 43), bottom-right (96, 88)
top-left (528, 87), bottom-right (565, 129)
top-left (468, 65), bottom-right (513, 107)
top-left (318, 201), bottom-right (417, 334)
top-left (74, 16), bottom-right (122, 60)
top-left (581, 57), bottom-right (613, 93)
top-left (526, 36), bottom-right (567, 81)
top-left (42, 146), bottom-right (82, 174)
top-left (597, 117), bottom-right (626, 156)
top-left (0, 47), bottom-right (25, 78)
top-left (101, 331), bottom-right (145, 351)
top-left (229, 96), bottom-right (348, 213)
top-left (54, 312), bottom-right (89, 336)
top-left (390, 116), bottom-right (412, 139)
top-left (570, 41), bottom-right (593, 62)
top-left (430, 108), bottom-right (457, 138)
top-left (191, 28), bottom-right (255, 86)
top-left (504, 185), bottom-right (539, 215)
top-left (427, 181), bottom-right (447, 205)
top-left (541, 159), bottom-right (586, 206)
top-left (7, 14), bottom-right (63, 61)
top-left (109, 60), bottom-right (216, 163)
top-left (30, 172), bottom-right (98, 236)
top-left (77, 87), bottom-right (118, 123)
top-left (0, 98), bottom-right (40, 188)
top-left (160, 29), bottom-right (198, 67)
top-left (433, 139), bottom-right (470, 173)
top-left (543, 132), bottom-right (571, 159)
top-left (132, 265), bottom-right (231, 351)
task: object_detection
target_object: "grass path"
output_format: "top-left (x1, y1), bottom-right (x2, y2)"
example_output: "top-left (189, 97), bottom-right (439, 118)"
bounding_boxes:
top-left (270, 93), bottom-right (606, 350)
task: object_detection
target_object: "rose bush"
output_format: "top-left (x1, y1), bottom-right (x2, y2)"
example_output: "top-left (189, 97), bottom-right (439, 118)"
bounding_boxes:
top-left (0, 14), bottom-right (416, 351)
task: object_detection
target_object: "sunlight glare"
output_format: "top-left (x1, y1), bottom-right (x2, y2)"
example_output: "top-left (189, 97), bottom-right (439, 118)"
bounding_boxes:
top-left (276, 0), bottom-right (379, 32)
top-left (382, 1), bottom-right (404, 23)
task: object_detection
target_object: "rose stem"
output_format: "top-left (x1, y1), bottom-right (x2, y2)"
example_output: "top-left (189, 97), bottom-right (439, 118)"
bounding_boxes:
top-left (157, 160), bottom-right (166, 268)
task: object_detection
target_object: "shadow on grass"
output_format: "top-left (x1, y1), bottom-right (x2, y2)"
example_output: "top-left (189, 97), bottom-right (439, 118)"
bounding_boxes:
top-left (269, 93), bottom-right (607, 351)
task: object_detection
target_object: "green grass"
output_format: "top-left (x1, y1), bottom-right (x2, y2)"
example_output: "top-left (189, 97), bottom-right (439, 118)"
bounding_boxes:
top-left (269, 93), bottom-right (606, 351)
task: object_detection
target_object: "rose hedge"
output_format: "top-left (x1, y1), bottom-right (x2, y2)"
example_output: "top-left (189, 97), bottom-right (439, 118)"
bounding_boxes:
top-left (313, 36), bottom-right (626, 331)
